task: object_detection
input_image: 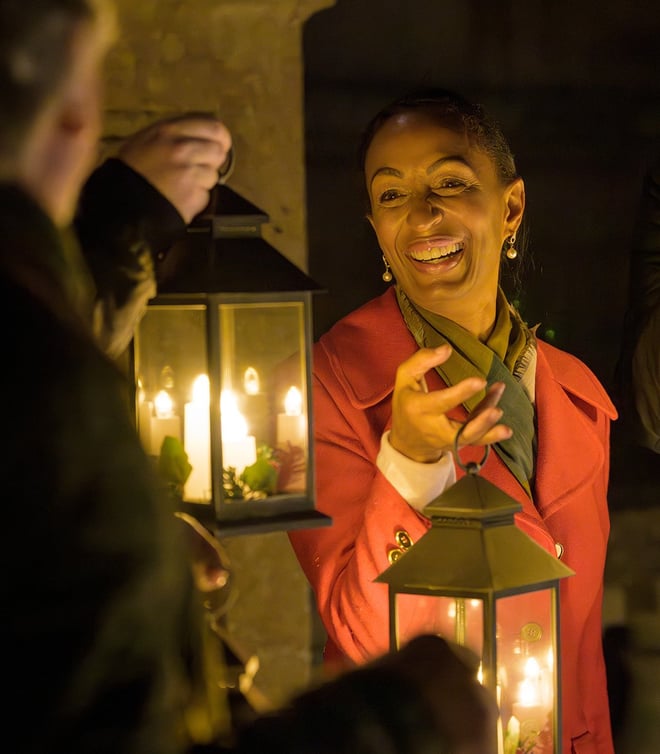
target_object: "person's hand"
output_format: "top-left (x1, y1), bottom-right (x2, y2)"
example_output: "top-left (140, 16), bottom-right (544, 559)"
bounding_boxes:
top-left (233, 634), bottom-right (498, 754)
top-left (389, 345), bottom-right (513, 463)
top-left (117, 114), bottom-right (232, 223)
top-left (385, 634), bottom-right (499, 754)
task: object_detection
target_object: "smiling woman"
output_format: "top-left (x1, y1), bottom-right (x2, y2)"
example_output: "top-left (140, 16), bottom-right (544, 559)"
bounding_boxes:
top-left (288, 88), bottom-right (617, 754)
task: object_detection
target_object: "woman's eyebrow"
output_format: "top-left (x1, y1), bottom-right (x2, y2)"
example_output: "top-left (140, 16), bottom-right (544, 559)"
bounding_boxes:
top-left (370, 156), bottom-right (473, 186)
top-left (369, 166), bottom-right (402, 186)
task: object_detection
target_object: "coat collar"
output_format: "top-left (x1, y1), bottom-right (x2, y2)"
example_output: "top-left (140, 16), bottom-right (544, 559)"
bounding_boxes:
top-left (317, 287), bottom-right (618, 520)
top-left (318, 287), bottom-right (616, 418)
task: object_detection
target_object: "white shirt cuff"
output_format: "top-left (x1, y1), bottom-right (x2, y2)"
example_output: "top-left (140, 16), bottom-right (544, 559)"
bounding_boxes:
top-left (376, 430), bottom-right (456, 512)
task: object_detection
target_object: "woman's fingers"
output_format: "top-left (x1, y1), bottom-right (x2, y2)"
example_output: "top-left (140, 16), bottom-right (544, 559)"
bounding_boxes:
top-left (391, 349), bottom-right (513, 460)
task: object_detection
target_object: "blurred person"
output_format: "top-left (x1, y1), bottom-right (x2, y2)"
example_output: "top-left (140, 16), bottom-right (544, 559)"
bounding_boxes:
top-left (0, 1), bottom-right (230, 752)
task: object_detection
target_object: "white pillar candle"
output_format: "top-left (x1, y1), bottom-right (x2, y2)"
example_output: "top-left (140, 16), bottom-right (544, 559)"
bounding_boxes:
top-left (511, 656), bottom-right (549, 744)
top-left (276, 386), bottom-right (306, 448)
top-left (184, 375), bottom-right (211, 502)
top-left (221, 390), bottom-right (257, 476)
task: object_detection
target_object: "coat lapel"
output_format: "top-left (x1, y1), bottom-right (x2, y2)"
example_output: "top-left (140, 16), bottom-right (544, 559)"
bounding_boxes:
top-left (533, 343), bottom-right (617, 518)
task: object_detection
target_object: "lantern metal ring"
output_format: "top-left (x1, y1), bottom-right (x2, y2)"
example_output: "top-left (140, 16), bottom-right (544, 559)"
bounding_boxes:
top-left (453, 423), bottom-right (490, 475)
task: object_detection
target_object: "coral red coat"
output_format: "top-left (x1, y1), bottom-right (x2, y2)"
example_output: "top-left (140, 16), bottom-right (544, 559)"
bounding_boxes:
top-left (289, 288), bottom-right (617, 754)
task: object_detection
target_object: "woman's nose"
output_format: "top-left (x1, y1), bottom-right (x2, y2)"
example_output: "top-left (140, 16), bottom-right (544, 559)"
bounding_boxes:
top-left (407, 192), bottom-right (443, 227)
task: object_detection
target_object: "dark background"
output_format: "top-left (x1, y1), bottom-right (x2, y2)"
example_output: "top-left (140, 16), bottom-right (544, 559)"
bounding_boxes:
top-left (302, 0), bottom-right (660, 509)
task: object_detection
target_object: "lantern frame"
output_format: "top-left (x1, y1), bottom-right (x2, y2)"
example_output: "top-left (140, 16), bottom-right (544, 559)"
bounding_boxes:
top-left (375, 461), bottom-right (574, 754)
top-left (130, 187), bottom-right (331, 537)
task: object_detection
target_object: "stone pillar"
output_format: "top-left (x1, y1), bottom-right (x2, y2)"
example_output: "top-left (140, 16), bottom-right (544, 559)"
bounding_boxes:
top-left (105, 0), bottom-right (335, 272)
top-left (103, 0), bottom-right (335, 707)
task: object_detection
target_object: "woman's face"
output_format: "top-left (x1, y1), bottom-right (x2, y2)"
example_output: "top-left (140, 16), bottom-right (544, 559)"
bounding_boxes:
top-left (365, 110), bottom-right (524, 336)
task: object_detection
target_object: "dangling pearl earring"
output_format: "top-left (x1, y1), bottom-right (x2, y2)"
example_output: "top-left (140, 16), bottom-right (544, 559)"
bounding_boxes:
top-left (382, 255), bottom-right (393, 282)
top-left (505, 233), bottom-right (518, 260)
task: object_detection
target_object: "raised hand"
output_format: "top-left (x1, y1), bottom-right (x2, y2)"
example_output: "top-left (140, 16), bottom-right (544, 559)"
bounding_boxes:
top-left (389, 345), bottom-right (513, 463)
top-left (117, 114), bottom-right (232, 223)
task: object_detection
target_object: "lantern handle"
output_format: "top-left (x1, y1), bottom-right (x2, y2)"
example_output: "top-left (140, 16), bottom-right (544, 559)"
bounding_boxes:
top-left (453, 424), bottom-right (490, 475)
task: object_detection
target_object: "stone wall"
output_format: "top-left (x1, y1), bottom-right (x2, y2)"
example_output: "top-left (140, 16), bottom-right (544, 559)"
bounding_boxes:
top-left (102, 0), bottom-right (335, 707)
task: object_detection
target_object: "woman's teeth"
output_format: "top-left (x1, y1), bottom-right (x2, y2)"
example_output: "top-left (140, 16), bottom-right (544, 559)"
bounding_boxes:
top-left (410, 243), bottom-right (463, 262)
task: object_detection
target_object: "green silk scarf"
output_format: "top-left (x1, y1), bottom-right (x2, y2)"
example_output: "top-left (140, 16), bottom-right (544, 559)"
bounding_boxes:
top-left (396, 286), bottom-right (537, 497)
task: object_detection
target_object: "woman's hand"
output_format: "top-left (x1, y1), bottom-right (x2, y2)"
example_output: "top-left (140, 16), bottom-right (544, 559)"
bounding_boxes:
top-left (389, 345), bottom-right (513, 463)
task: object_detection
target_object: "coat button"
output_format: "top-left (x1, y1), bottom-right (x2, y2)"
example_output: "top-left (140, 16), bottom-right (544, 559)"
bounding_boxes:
top-left (395, 530), bottom-right (413, 550)
top-left (555, 542), bottom-right (564, 559)
top-left (387, 548), bottom-right (403, 564)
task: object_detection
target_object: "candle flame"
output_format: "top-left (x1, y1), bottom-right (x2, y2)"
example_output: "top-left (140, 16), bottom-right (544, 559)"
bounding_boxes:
top-left (244, 367), bottom-right (260, 396)
top-left (192, 374), bottom-right (210, 404)
top-left (284, 386), bottom-right (302, 416)
top-left (154, 389), bottom-right (174, 418)
top-left (221, 390), bottom-right (249, 440)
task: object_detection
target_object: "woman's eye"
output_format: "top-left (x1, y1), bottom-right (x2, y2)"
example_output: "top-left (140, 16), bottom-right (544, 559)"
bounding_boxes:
top-left (436, 179), bottom-right (469, 191)
top-left (379, 189), bottom-right (405, 203)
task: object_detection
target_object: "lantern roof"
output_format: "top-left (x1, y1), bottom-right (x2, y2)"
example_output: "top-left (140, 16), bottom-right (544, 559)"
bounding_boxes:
top-left (155, 185), bottom-right (324, 296)
top-left (375, 473), bottom-right (574, 595)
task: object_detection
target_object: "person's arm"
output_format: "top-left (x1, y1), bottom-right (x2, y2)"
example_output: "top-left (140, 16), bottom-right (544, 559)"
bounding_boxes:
top-left (76, 157), bottom-right (184, 357)
top-left (75, 116), bottom-right (232, 358)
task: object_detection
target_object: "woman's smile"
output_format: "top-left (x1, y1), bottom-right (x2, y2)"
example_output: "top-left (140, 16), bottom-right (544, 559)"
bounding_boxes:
top-left (406, 238), bottom-right (465, 263)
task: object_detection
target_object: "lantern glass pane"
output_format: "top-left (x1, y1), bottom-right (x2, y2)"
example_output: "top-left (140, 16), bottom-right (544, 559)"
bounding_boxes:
top-left (218, 301), bottom-right (308, 497)
top-left (498, 590), bottom-right (556, 754)
top-left (133, 305), bottom-right (210, 500)
top-left (394, 593), bottom-right (484, 655)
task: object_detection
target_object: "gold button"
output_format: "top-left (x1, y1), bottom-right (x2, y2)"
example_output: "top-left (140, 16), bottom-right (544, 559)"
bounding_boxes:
top-left (520, 622), bottom-right (543, 642)
top-left (387, 548), bottom-right (403, 564)
top-left (395, 530), bottom-right (413, 550)
top-left (555, 542), bottom-right (564, 559)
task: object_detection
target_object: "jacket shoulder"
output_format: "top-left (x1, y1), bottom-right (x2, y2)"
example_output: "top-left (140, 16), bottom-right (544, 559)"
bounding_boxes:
top-left (315, 289), bottom-right (416, 407)
top-left (537, 340), bottom-right (617, 419)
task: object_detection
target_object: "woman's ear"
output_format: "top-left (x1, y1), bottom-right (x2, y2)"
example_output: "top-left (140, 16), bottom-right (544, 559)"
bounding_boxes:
top-left (504, 177), bottom-right (525, 234)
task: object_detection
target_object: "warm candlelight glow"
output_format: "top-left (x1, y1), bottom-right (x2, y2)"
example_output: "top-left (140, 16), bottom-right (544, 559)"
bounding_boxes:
top-left (184, 374), bottom-right (211, 501)
top-left (149, 389), bottom-right (180, 455)
top-left (277, 385), bottom-right (306, 450)
top-left (243, 366), bottom-right (260, 396)
top-left (511, 653), bottom-right (550, 752)
top-left (221, 390), bottom-right (249, 439)
top-left (221, 390), bottom-right (257, 474)
top-left (519, 657), bottom-right (542, 706)
top-left (192, 374), bottom-right (210, 403)
top-left (154, 389), bottom-right (174, 418)
top-left (284, 386), bottom-right (302, 415)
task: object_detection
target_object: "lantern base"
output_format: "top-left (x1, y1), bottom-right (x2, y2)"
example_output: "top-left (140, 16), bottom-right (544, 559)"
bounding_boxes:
top-left (178, 502), bottom-right (332, 538)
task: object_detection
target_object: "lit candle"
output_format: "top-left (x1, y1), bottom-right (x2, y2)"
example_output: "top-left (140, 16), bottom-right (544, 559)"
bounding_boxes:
top-left (511, 656), bottom-right (549, 746)
top-left (150, 389), bottom-right (181, 456)
top-left (242, 366), bottom-right (268, 442)
top-left (221, 390), bottom-right (257, 475)
top-left (243, 366), bottom-right (260, 396)
top-left (276, 386), bottom-right (306, 448)
top-left (184, 375), bottom-right (211, 502)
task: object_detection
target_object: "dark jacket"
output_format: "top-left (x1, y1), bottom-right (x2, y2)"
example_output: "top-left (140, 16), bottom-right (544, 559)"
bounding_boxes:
top-left (0, 184), bottom-right (196, 754)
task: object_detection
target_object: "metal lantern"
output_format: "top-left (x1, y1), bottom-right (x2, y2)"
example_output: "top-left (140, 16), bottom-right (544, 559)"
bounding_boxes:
top-left (375, 450), bottom-right (574, 754)
top-left (131, 186), bottom-right (330, 536)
